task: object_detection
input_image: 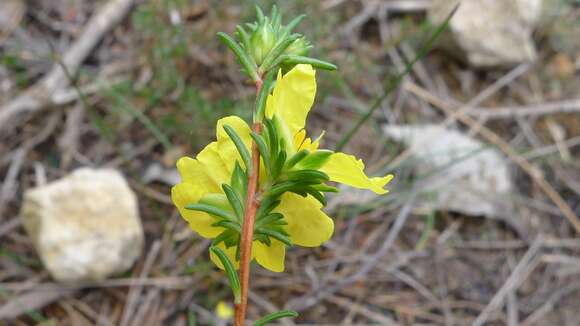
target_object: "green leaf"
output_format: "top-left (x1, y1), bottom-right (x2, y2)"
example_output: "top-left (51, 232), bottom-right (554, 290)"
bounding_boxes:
top-left (264, 119), bottom-right (279, 156)
top-left (210, 246), bottom-right (241, 304)
top-left (266, 180), bottom-right (318, 198)
top-left (270, 5), bottom-right (280, 29)
top-left (254, 69), bottom-right (276, 122)
top-left (255, 212), bottom-right (285, 229)
top-left (255, 5), bottom-right (265, 24)
top-left (256, 197), bottom-right (281, 219)
top-left (252, 310), bottom-right (298, 326)
top-left (235, 25), bottom-right (251, 50)
top-left (223, 124), bottom-right (252, 172)
top-left (281, 14), bottom-right (306, 39)
top-left (285, 149), bottom-right (309, 170)
top-left (271, 150), bottom-right (287, 180)
top-left (212, 229), bottom-right (237, 247)
top-left (255, 228), bottom-right (292, 247)
top-left (216, 32), bottom-right (259, 82)
top-left (185, 203), bottom-right (237, 222)
top-left (282, 55), bottom-right (337, 71)
top-left (303, 187), bottom-right (327, 206)
top-left (250, 132), bottom-right (271, 172)
top-left (222, 184), bottom-right (244, 221)
top-left (313, 184), bottom-right (339, 193)
top-left (213, 220), bottom-right (242, 233)
top-left (286, 169), bottom-right (329, 183)
top-left (260, 34), bottom-right (302, 72)
top-left (231, 162), bottom-right (248, 200)
top-left (298, 149), bottom-right (333, 170)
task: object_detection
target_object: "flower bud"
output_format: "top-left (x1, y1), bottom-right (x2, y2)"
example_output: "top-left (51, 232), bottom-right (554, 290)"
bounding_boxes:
top-left (250, 20), bottom-right (276, 65)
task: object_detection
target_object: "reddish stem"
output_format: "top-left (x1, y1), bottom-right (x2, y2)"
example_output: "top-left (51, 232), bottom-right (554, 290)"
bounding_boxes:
top-left (234, 81), bottom-right (263, 326)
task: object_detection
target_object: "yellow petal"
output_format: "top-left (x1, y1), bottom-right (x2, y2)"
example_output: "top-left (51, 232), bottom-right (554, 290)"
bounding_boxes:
top-left (215, 116), bottom-right (252, 175)
top-left (253, 239), bottom-right (286, 272)
top-left (265, 64), bottom-right (316, 137)
top-left (320, 152), bottom-right (394, 194)
top-left (176, 156), bottom-right (221, 193)
top-left (209, 242), bottom-right (240, 270)
top-left (275, 193), bottom-right (334, 247)
top-left (293, 129), bottom-right (307, 149)
top-left (171, 183), bottom-right (221, 238)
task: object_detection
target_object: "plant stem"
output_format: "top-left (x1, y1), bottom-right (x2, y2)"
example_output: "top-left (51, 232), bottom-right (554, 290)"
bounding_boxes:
top-left (235, 81), bottom-right (263, 326)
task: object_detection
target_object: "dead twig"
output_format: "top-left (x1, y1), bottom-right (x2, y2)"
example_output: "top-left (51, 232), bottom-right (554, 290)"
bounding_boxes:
top-left (0, 288), bottom-right (77, 320)
top-left (471, 236), bottom-right (543, 326)
top-left (405, 82), bottom-right (580, 234)
top-left (119, 241), bottom-right (161, 326)
top-left (286, 192), bottom-right (416, 312)
top-left (0, 276), bottom-right (196, 292)
top-left (0, 149), bottom-right (25, 219)
top-left (469, 98), bottom-right (580, 120)
top-left (0, 0), bottom-right (135, 132)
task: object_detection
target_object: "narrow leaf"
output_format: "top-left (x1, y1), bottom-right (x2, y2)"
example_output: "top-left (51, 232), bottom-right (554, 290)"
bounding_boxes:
top-left (255, 212), bottom-right (285, 229)
top-left (210, 246), bottom-right (241, 304)
top-left (260, 34), bottom-right (301, 72)
top-left (286, 169), bottom-right (329, 183)
top-left (254, 69), bottom-right (276, 122)
top-left (213, 220), bottom-right (242, 233)
top-left (298, 149), bottom-right (333, 170)
top-left (223, 124), bottom-right (252, 172)
top-left (264, 119), bottom-right (279, 156)
top-left (231, 162), bottom-right (248, 200)
top-left (252, 310), bottom-right (298, 326)
top-left (250, 132), bottom-right (271, 173)
top-left (285, 149), bottom-right (309, 170)
top-left (282, 55), bottom-right (337, 70)
top-left (222, 184), bottom-right (244, 221)
top-left (281, 14), bottom-right (306, 39)
top-left (255, 228), bottom-right (292, 247)
top-left (185, 203), bottom-right (237, 222)
top-left (255, 5), bottom-right (265, 24)
top-left (235, 25), bottom-right (251, 50)
top-left (271, 150), bottom-right (287, 180)
top-left (217, 32), bottom-right (259, 82)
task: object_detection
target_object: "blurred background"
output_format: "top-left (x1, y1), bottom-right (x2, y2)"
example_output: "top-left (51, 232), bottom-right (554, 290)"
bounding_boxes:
top-left (1, 0), bottom-right (580, 325)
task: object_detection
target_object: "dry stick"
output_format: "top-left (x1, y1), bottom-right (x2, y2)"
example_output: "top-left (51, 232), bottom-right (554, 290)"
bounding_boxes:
top-left (119, 241), bottom-right (161, 326)
top-left (0, 288), bottom-right (77, 320)
top-left (405, 82), bottom-right (580, 234)
top-left (235, 81), bottom-right (264, 326)
top-left (287, 192), bottom-right (416, 312)
top-left (0, 276), bottom-right (195, 292)
top-left (0, 0), bottom-right (135, 131)
top-left (471, 236), bottom-right (543, 326)
top-left (0, 149), bottom-right (25, 219)
top-left (469, 98), bottom-right (580, 120)
top-left (521, 281), bottom-right (580, 326)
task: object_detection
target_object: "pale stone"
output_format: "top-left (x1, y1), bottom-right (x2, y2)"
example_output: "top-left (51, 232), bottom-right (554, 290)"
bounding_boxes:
top-left (429, 0), bottom-right (542, 67)
top-left (383, 125), bottom-right (513, 218)
top-left (20, 168), bottom-right (143, 282)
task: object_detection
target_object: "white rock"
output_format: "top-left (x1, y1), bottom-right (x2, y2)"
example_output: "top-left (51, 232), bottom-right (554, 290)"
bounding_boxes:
top-left (20, 168), bottom-right (143, 282)
top-left (429, 0), bottom-right (542, 67)
top-left (383, 125), bottom-right (513, 218)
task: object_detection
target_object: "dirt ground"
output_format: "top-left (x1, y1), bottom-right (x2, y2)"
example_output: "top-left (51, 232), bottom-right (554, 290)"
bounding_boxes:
top-left (1, 0), bottom-right (580, 325)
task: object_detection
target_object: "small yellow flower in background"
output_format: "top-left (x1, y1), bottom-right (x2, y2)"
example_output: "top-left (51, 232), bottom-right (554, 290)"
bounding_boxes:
top-left (172, 64), bottom-right (393, 273)
top-left (216, 301), bottom-right (234, 320)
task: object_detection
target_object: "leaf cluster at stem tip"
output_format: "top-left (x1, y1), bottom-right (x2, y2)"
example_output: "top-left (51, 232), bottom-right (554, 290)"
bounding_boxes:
top-left (217, 5), bottom-right (336, 83)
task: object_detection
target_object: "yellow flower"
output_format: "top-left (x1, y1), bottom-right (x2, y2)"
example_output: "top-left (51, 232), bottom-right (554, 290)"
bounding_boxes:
top-left (172, 64), bottom-right (393, 273)
top-left (216, 301), bottom-right (234, 320)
